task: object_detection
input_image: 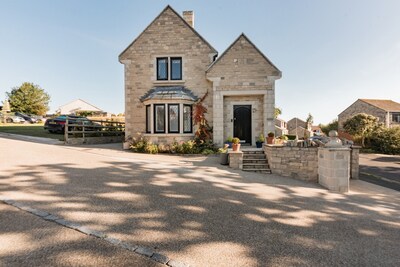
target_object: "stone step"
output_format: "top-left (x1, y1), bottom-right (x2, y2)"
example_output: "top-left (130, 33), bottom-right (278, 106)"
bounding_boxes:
top-left (243, 154), bottom-right (266, 159)
top-left (243, 168), bottom-right (272, 173)
top-left (242, 159), bottom-right (267, 164)
top-left (242, 151), bottom-right (264, 155)
top-left (243, 165), bottom-right (270, 169)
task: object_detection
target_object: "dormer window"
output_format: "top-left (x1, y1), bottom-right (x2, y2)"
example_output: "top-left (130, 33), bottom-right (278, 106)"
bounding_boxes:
top-left (156, 57), bottom-right (182, 80)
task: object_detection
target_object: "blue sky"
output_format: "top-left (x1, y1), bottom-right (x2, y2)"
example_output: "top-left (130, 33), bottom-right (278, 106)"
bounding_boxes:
top-left (1, 0), bottom-right (399, 124)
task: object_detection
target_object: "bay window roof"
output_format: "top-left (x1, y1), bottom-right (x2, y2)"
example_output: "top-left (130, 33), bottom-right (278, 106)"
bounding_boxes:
top-left (140, 86), bottom-right (198, 102)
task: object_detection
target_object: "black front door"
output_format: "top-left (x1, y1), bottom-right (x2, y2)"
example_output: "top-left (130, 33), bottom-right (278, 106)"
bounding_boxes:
top-left (233, 105), bottom-right (252, 145)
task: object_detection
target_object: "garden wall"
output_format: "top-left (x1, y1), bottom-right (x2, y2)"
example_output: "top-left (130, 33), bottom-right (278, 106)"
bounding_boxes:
top-left (264, 145), bottom-right (319, 182)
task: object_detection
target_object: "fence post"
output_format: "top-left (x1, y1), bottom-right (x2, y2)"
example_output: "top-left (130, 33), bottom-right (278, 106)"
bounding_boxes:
top-left (64, 117), bottom-right (68, 144)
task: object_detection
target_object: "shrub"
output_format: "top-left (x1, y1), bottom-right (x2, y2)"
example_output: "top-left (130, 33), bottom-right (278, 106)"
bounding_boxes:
top-left (225, 136), bottom-right (233, 143)
top-left (267, 132), bottom-right (274, 138)
top-left (232, 137), bottom-right (240, 144)
top-left (370, 127), bottom-right (400, 155)
top-left (279, 135), bottom-right (288, 141)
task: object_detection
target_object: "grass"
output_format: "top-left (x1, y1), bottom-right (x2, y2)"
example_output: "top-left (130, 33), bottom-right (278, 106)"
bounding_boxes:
top-left (0, 123), bottom-right (64, 140)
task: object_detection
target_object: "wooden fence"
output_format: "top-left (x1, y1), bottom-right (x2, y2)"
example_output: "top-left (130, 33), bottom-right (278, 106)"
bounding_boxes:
top-left (64, 118), bottom-right (125, 145)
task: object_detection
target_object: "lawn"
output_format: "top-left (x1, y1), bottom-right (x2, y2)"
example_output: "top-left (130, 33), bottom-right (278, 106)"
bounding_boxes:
top-left (0, 123), bottom-right (64, 140)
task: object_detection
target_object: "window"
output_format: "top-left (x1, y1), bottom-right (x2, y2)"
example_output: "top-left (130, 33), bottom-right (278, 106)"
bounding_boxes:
top-left (183, 104), bottom-right (192, 133)
top-left (168, 104), bottom-right (179, 133)
top-left (157, 58), bottom-right (168, 80)
top-left (146, 103), bottom-right (192, 134)
top-left (156, 57), bottom-right (182, 80)
top-left (170, 58), bottom-right (182, 80)
top-left (154, 104), bottom-right (165, 133)
top-left (392, 113), bottom-right (400, 122)
top-left (146, 105), bottom-right (151, 133)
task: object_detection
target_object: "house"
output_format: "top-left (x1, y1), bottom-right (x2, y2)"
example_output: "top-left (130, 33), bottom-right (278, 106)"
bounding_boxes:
top-left (275, 118), bottom-right (288, 136)
top-left (119, 6), bottom-right (281, 146)
top-left (338, 99), bottom-right (400, 129)
top-left (57, 99), bottom-right (103, 115)
top-left (311, 125), bottom-right (323, 135)
top-left (287, 117), bottom-right (313, 137)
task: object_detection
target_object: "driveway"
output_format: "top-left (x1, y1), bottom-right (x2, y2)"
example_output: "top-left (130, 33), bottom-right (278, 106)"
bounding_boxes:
top-left (1, 137), bottom-right (400, 266)
top-left (359, 153), bottom-right (400, 191)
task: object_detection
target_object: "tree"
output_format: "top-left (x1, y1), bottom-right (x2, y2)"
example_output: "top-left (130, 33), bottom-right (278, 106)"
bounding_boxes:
top-left (6, 82), bottom-right (50, 115)
top-left (320, 119), bottom-right (338, 135)
top-left (306, 113), bottom-right (314, 126)
top-left (343, 113), bottom-right (381, 147)
top-left (274, 107), bottom-right (282, 118)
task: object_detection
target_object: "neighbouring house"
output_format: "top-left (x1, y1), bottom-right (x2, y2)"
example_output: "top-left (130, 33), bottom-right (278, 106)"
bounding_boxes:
top-left (338, 99), bottom-right (400, 129)
top-left (287, 117), bottom-right (313, 138)
top-left (311, 125), bottom-right (323, 135)
top-left (275, 118), bottom-right (288, 136)
top-left (119, 6), bottom-right (281, 146)
top-left (57, 99), bottom-right (103, 115)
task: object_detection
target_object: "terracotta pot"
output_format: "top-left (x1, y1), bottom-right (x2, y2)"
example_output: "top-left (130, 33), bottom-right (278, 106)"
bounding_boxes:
top-left (232, 143), bottom-right (241, 151)
top-left (266, 137), bottom-right (275, 144)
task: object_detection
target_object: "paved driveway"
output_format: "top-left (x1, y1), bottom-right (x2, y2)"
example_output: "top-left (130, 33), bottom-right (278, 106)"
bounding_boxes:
top-left (359, 153), bottom-right (400, 191)
top-left (1, 137), bottom-right (400, 266)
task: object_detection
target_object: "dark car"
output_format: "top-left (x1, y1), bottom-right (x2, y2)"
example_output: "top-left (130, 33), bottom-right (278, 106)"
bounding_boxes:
top-left (44, 115), bottom-right (98, 133)
top-left (15, 112), bottom-right (37, 123)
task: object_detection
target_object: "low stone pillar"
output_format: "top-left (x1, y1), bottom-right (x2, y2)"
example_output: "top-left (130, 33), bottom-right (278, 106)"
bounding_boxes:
top-left (318, 147), bottom-right (351, 193)
top-left (350, 146), bottom-right (360, 179)
top-left (228, 151), bottom-right (243, 170)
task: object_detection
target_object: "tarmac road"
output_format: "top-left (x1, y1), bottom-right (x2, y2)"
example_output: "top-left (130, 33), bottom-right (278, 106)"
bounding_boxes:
top-left (359, 153), bottom-right (400, 191)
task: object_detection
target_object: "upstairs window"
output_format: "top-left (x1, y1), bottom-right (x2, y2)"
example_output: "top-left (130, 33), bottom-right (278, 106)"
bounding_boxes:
top-left (157, 58), bottom-right (168, 80)
top-left (171, 58), bottom-right (182, 80)
top-left (392, 113), bottom-right (400, 122)
top-left (156, 57), bottom-right (182, 80)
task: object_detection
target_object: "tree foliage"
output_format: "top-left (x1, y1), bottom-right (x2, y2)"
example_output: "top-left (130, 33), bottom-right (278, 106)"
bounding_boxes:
top-left (6, 82), bottom-right (50, 115)
top-left (274, 107), bottom-right (282, 118)
top-left (343, 113), bottom-right (381, 147)
top-left (370, 127), bottom-right (400, 155)
top-left (320, 119), bottom-right (338, 135)
top-left (193, 92), bottom-right (212, 142)
top-left (306, 113), bottom-right (314, 126)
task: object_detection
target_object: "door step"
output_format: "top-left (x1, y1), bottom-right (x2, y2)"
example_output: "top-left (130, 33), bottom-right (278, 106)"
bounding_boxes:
top-left (241, 150), bottom-right (271, 174)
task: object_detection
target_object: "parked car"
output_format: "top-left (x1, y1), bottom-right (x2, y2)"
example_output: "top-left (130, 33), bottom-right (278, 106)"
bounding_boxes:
top-left (15, 112), bottom-right (37, 123)
top-left (44, 115), bottom-right (99, 133)
top-left (5, 115), bottom-right (25, 123)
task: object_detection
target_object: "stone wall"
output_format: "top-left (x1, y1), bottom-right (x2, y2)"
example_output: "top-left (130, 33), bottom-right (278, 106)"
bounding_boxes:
top-left (264, 145), bottom-right (318, 182)
top-left (350, 146), bottom-right (360, 179)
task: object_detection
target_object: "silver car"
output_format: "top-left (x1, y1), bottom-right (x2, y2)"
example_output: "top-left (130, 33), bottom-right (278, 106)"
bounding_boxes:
top-left (6, 115), bottom-right (26, 123)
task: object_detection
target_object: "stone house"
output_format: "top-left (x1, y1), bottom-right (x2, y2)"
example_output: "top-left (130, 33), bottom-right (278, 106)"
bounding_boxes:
top-left (287, 117), bottom-right (312, 138)
top-left (275, 118), bottom-right (288, 136)
top-left (338, 99), bottom-right (400, 129)
top-left (119, 6), bottom-right (281, 146)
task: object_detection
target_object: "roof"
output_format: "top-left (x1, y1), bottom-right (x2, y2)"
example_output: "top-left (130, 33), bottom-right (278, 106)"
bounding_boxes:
top-left (359, 99), bottom-right (400, 112)
top-left (206, 33), bottom-right (281, 74)
top-left (140, 86), bottom-right (198, 102)
top-left (119, 5), bottom-right (217, 61)
top-left (57, 99), bottom-right (102, 112)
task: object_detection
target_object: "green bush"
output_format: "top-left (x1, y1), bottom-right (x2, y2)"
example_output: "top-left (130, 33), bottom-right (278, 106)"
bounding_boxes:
top-left (370, 127), bottom-right (400, 155)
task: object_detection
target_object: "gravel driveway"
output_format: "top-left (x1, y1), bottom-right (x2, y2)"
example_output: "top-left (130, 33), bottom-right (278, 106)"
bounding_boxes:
top-left (1, 137), bottom-right (399, 266)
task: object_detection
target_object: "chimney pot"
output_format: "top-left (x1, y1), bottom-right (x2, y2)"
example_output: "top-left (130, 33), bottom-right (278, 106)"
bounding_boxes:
top-left (183, 11), bottom-right (194, 28)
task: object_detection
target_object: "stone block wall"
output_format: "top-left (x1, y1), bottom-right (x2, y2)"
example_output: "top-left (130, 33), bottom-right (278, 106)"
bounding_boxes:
top-left (228, 151), bottom-right (243, 169)
top-left (264, 145), bottom-right (318, 182)
top-left (318, 147), bottom-right (351, 193)
top-left (350, 146), bottom-right (360, 179)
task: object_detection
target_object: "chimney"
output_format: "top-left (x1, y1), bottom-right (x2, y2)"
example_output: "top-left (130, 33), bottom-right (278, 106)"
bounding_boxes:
top-left (183, 11), bottom-right (194, 28)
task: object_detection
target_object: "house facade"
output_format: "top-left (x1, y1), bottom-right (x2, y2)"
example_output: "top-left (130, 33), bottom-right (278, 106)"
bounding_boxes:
top-left (275, 118), bottom-right (288, 136)
top-left (338, 99), bottom-right (400, 129)
top-left (287, 117), bottom-right (313, 138)
top-left (119, 6), bottom-right (281, 146)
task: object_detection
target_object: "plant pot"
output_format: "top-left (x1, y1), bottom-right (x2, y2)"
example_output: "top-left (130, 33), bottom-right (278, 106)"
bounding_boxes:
top-left (256, 141), bottom-right (264, 148)
top-left (220, 153), bottom-right (229, 165)
top-left (232, 143), bottom-right (241, 151)
top-left (266, 137), bottom-right (275, 144)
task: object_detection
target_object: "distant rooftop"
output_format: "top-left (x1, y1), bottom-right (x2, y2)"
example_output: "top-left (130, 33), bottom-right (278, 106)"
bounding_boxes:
top-left (359, 99), bottom-right (400, 112)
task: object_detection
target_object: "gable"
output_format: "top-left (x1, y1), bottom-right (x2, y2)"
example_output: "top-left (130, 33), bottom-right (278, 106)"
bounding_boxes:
top-left (206, 34), bottom-right (281, 77)
top-left (119, 5), bottom-right (217, 61)
top-left (58, 99), bottom-right (102, 113)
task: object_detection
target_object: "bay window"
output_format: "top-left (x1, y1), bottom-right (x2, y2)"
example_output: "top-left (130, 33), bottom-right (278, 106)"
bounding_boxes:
top-left (146, 103), bottom-right (192, 134)
top-left (154, 104), bottom-right (166, 133)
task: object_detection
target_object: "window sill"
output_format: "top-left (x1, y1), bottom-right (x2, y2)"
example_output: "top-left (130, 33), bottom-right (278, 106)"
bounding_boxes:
top-left (144, 133), bottom-right (194, 137)
top-left (153, 80), bottom-right (185, 85)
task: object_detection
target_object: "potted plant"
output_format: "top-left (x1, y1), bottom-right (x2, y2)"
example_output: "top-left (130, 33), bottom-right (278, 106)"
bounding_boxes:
top-left (266, 132), bottom-right (275, 144)
top-left (224, 136), bottom-right (233, 148)
top-left (232, 137), bottom-right (241, 151)
top-left (256, 133), bottom-right (265, 148)
top-left (218, 144), bottom-right (229, 165)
